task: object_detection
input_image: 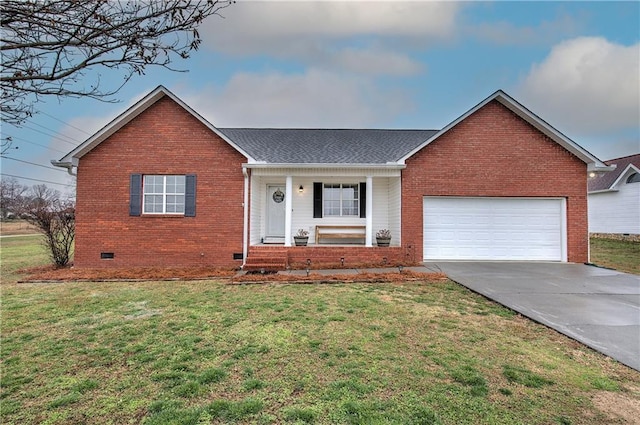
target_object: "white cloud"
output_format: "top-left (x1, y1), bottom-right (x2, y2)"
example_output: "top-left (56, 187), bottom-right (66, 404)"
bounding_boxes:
top-left (207, 1), bottom-right (459, 47)
top-left (519, 37), bottom-right (640, 135)
top-left (201, 1), bottom-right (460, 75)
top-left (470, 13), bottom-right (582, 46)
top-left (183, 68), bottom-right (412, 128)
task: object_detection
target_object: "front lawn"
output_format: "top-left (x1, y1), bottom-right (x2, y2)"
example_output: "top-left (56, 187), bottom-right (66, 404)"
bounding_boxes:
top-left (590, 237), bottom-right (640, 275)
top-left (2, 282), bottom-right (639, 424)
top-left (2, 237), bottom-right (639, 424)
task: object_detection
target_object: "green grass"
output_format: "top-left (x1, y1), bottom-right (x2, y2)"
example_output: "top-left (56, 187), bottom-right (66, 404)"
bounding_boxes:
top-left (0, 234), bottom-right (49, 278)
top-left (1, 238), bottom-right (639, 424)
top-left (590, 237), bottom-right (640, 275)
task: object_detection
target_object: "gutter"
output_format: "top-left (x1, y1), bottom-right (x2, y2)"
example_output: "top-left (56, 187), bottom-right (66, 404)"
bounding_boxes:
top-left (242, 163), bottom-right (406, 170)
top-left (51, 160), bottom-right (77, 176)
top-left (588, 189), bottom-right (619, 194)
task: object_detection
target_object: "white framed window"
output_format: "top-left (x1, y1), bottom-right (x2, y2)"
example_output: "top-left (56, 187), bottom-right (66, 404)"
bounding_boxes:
top-left (143, 175), bottom-right (186, 214)
top-left (324, 183), bottom-right (359, 216)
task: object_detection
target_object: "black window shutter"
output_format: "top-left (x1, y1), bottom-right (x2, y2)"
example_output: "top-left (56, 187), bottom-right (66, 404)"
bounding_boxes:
top-left (313, 182), bottom-right (323, 218)
top-left (185, 174), bottom-right (196, 217)
top-left (129, 174), bottom-right (142, 216)
top-left (359, 182), bottom-right (366, 218)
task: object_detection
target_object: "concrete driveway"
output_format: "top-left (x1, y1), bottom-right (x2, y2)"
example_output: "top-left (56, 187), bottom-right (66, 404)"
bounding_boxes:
top-left (428, 262), bottom-right (640, 371)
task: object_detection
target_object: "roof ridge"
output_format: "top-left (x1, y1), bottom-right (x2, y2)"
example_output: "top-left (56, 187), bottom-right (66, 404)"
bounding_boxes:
top-left (218, 127), bottom-right (439, 131)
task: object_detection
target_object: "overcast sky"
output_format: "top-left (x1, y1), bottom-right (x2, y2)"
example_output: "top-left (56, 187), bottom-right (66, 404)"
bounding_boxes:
top-left (2, 1), bottom-right (639, 194)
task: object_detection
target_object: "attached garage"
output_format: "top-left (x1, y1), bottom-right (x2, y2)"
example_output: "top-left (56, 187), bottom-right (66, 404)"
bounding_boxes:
top-left (423, 197), bottom-right (566, 261)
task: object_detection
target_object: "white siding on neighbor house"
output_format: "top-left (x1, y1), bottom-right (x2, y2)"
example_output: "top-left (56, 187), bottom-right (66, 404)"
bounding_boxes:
top-left (588, 183), bottom-right (640, 234)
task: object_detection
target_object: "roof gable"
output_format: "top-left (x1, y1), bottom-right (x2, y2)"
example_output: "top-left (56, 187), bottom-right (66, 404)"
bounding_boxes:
top-left (53, 86), bottom-right (253, 167)
top-left (399, 90), bottom-right (610, 172)
top-left (588, 154), bottom-right (640, 192)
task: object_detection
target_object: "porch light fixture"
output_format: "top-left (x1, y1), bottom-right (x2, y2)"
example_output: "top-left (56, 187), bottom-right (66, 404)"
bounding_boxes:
top-left (298, 185), bottom-right (304, 193)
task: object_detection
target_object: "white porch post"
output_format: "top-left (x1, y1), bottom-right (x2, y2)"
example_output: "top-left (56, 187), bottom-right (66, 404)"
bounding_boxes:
top-left (242, 168), bottom-right (249, 266)
top-left (284, 176), bottom-right (293, 247)
top-left (365, 176), bottom-right (373, 247)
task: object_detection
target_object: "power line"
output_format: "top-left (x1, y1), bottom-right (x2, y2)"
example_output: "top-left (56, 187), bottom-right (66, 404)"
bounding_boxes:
top-left (0, 173), bottom-right (75, 187)
top-left (3, 135), bottom-right (68, 154)
top-left (19, 123), bottom-right (80, 147)
top-left (1, 156), bottom-right (68, 173)
top-left (36, 110), bottom-right (93, 136)
top-left (24, 117), bottom-right (84, 144)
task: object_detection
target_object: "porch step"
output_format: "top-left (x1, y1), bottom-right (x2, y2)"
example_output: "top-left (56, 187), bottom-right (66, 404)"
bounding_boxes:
top-left (244, 247), bottom-right (288, 272)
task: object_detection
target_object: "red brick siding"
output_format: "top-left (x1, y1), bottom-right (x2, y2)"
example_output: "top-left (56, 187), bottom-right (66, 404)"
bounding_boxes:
top-left (402, 100), bottom-right (588, 262)
top-left (74, 96), bottom-right (246, 268)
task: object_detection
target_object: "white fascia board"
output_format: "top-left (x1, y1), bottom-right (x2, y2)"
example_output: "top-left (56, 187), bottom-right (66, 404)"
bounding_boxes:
top-left (54, 86), bottom-right (168, 166)
top-left (398, 90), bottom-right (610, 171)
top-left (52, 85), bottom-right (254, 168)
top-left (243, 163), bottom-right (406, 170)
top-left (609, 164), bottom-right (640, 189)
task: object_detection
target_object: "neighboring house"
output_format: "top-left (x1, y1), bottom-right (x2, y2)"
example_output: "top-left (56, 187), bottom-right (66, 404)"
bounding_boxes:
top-left (588, 154), bottom-right (640, 235)
top-left (53, 86), bottom-right (610, 269)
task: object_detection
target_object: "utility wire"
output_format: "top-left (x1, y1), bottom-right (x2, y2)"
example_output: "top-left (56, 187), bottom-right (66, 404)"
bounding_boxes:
top-left (23, 117), bottom-right (84, 144)
top-left (36, 110), bottom-right (93, 136)
top-left (3, 135), bottom-right (67, 154)
top-left (0, 173), bottom-right (75, 187)
top-left (1, 156), bottom-right (68, 173)
top-left (19, 123), bottom-right (80, 147)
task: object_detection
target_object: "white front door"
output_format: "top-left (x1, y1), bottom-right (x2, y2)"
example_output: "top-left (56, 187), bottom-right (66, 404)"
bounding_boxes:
top-left (266, 185), bottom-right (286, 242)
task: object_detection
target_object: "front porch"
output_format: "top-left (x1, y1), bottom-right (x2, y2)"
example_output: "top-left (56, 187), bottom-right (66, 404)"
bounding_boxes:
top-left (244, 244), bottom-right (414, 272)
top-left (246, 165), bottom-right (403, 247)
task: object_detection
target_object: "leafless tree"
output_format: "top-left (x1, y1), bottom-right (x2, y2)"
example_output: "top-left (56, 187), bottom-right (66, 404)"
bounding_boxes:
top-left (0, 177), bottom-right (28, 218)
top-left (1, 0), bottom-right (234, 129)
top-left (22, 184), bottom-right (75, 267)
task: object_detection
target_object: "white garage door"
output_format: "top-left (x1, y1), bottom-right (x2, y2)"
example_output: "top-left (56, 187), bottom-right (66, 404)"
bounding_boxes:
top-left (423, 197), bottom-right (566, 261)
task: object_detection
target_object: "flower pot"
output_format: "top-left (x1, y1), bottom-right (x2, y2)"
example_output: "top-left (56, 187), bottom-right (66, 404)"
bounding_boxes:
top-left (294, 236), bottom-right (309, 246)
top-left (376, 237), bottom-right (391, 247)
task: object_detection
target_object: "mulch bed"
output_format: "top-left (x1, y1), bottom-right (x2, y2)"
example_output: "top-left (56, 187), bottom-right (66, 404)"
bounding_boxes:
top-left (17, 265), bottom-right (447, 284)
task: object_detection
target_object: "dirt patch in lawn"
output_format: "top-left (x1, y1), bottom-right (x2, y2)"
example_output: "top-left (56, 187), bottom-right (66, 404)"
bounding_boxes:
top-left (592, 389), bottom-right (640, 423)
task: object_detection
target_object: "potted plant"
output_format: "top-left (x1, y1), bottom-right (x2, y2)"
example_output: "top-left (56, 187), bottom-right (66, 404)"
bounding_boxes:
top-left (376, 229), bottom-right (391, 247)
top-left (294, 229), bottom-right (309, 246)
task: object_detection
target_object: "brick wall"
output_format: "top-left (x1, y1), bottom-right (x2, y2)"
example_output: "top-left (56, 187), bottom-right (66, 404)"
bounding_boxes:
top-left (402, 100), bottom-right (588, 263)
top-left (74, 96), bottom-right (247, 268)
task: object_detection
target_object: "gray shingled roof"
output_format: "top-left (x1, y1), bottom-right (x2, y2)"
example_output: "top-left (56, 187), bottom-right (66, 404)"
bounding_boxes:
top-left (217, 128), bottom-right (438, 164)
top-left (588, 154), bottom-right (640, 192)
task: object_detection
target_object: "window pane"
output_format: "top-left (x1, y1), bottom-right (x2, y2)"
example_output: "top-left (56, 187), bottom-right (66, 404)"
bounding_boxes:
top-left (342, 200), bottom-right (358, 216)
top-left (166, 176), bottom-right (185, 194)
top-left (142, 175), bottom-right (186, 214)
top-left (324, 199), bottom-right (341, 216)
top-left (144, 194), bottom-right (164, 213)
top-left (144, 175), bottom-right (162, 194)
top-left (166, 195), bottom-right (185, 213)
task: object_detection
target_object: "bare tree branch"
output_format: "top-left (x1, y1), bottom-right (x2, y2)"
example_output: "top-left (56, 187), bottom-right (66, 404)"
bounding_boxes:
top-left (1, 0), bottom-right (234, 127)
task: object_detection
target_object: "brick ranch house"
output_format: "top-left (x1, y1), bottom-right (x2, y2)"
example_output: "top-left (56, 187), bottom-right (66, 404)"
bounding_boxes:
top-left (53, 86), bottom-right (610, 269)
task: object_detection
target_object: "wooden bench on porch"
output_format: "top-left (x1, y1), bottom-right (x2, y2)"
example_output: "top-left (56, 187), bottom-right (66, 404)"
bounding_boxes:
top-left (315, 225), bottom-right (366, 244)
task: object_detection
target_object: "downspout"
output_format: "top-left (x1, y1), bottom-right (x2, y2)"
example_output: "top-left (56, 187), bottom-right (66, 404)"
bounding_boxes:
top-left (242, 167), bottom-right (249, 269)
